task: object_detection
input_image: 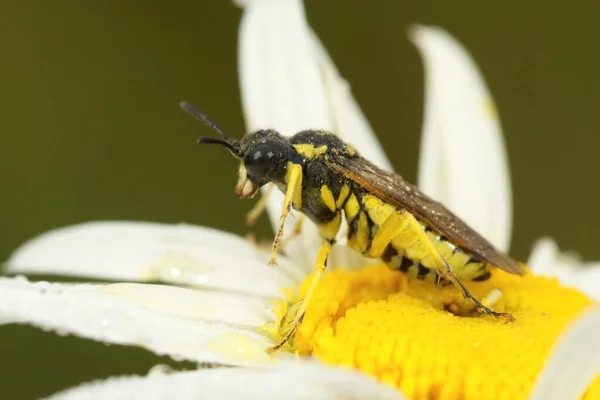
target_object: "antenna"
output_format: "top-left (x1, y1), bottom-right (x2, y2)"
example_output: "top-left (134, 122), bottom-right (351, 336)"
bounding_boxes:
top-left (180, 101), bottom-right (235, 142)
top-left (179, 101), bottom-right (242, 157)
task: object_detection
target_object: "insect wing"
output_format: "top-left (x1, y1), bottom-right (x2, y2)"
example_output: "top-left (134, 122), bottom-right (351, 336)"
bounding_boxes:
top-left (327, 154), bottom-right (524, 275)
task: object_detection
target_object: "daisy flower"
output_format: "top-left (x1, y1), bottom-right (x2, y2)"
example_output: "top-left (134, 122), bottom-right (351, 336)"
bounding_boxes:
top-left (3, 0), bottom-right (600, 399)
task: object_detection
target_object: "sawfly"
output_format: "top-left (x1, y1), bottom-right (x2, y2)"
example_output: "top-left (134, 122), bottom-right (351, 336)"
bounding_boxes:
top-left (180, 101), bottom-right (525, 352)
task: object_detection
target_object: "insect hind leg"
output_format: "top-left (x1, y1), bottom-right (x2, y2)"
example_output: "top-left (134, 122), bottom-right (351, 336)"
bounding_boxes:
top-left (435, 272), bottom-right (452, 288)
top-left (400, 210), bottom-right (513, 321)
top-left (443, 268), bottom-right (513, 320)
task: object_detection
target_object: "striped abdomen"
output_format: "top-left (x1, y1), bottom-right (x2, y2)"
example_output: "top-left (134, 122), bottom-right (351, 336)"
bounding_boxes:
top-left (344, 191), bottom-right (491, 283)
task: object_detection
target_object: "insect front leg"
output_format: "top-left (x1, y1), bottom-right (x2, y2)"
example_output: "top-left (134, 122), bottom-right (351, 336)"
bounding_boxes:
top-left (279, 214), bottom-right (306, 251)
top-left (267, 238), bottom-right (333, 354)
top-left (399, 210), bottom-right (514, 321)
top-left (269, 163), bottom-right (303, 266)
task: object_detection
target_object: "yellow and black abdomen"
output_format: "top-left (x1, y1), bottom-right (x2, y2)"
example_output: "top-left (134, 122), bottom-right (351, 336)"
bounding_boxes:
top-left (292, 152), bottom-right (492, 283)
top-left (344, 191), bottom-right (491, 283)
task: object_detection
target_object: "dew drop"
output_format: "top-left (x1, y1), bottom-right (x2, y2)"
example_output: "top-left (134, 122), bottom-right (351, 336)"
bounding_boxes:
top-left (208, 333), bottom-right (274, 365)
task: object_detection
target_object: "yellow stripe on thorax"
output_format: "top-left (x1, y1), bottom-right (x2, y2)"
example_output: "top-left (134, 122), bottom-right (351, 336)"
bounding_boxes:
top-left (344, 194), bottom-right (360, 220)
top-left (320, 185), bottom-right (336, 212)
top-left (293, 144), bottom-right (328, 160)
top-left (336, 184), bottom-right (350, 208)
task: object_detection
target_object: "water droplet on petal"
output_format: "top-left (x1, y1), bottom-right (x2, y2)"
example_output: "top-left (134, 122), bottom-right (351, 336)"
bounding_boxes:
top-left (208, 333), bottom-right (275, 365)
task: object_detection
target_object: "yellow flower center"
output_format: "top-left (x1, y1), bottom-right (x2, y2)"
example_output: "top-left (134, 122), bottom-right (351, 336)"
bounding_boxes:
top-left (272, 263), bottom-right (600, 399)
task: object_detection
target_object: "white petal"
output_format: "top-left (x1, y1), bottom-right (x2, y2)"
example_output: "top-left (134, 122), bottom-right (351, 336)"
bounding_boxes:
top-left (529, 306), bottom-right (600, 400)
top-left (238, 0), bottom-right (333, 134)
top-left (528, 237), bottom-right (575, 276)
top-left (5, 221), bottom-right (304, 298)
top-left (49, 360), bottom-right (406, 400)
top-left (0, 277), bottom-right (276, 366)
top-left (410, 25), bottom-right (513, 252)
top-left (528, 237), bottom-right (600, 300)
top-left (102, 283), bottom-right (273, 327)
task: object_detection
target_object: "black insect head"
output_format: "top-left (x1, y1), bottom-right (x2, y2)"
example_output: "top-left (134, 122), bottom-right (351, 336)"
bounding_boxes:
top-left (180, 101), bottom-right (292, 187)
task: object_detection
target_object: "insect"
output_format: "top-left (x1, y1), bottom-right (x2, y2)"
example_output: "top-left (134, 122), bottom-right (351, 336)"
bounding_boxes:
top-left (180, 101), bottom-right (525, 352)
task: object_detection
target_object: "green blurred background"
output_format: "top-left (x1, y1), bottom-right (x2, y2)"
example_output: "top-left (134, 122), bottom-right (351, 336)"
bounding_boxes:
top-left (1, 1), bottom-right (599, 398)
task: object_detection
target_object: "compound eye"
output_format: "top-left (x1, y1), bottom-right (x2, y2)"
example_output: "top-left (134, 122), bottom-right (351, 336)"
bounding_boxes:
top-left (244, 144), bottom-right (275, 182)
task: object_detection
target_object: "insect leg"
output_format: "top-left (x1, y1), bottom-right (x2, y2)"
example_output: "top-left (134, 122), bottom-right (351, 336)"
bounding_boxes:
top-left (400, 210), bottom-right (514, 321)
top-left (267, 238), bottom-right (333, 353)
top-left (368, 211), bottom-right (406, 258)
top-left (246, 183), bottom-right (274, 226)
top-left (280, 214), bottom-right (306, 251)
top-left (269, 163), bottom-right (303, 266)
